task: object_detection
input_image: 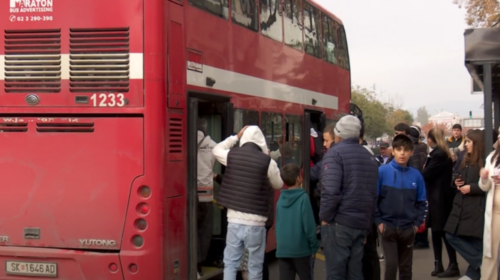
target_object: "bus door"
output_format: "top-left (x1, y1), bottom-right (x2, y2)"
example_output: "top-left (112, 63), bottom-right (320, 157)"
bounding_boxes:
top-left (187, 94), bottom-right (233, 280)
top-left (303, 110), bottom-right (326, 194)
top-left (303, 110), bottom-right (326, 228)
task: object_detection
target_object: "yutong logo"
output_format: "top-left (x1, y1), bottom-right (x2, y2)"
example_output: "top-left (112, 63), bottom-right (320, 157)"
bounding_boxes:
top-left (10, 0), bottom-right (53, 13)
top-left (79, 239), bottom-right (117, 247)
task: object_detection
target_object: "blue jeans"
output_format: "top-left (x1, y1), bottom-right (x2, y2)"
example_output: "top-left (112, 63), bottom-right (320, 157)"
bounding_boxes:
top-left (446, 233), bottom-right (482, 280)
top-left (321, 223), bottom-right (367, 280)
top-left (223, 223), bottom-right (266, 280)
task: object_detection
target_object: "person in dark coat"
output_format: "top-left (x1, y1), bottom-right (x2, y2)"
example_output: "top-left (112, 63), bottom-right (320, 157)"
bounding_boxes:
top-left (422, 128), bottom-right (460, 278)
top-left (444, 129), bottom-right (486, 280)
top-left (309, 128), bottom-right (324, 226)
top-left (360, 126), bottom-right (381, 280)
top-left (408, 126), bottom-right (425, 171)
top-left (414, 125), bottom-right (429, 169)
top-left (409, 126), bottom-right (431, 249)
top-left (319, 115), bottom-right (379, 280)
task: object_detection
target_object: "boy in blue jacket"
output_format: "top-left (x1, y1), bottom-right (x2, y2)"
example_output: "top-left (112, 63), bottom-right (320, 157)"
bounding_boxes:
top-left (276, 163), bottom-right (319, 280)
top-left (376, 134), bottom-right (427, 280)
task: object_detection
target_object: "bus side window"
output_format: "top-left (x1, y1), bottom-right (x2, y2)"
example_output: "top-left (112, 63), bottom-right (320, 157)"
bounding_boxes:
top-left (322, 14), bottom-right (337, 65)
top-left (303, 1), bottom-right (321, 59)
top-left (188, 0), bottom-right (229, 19)
top-left (234, 108), bottom-right (259, 133)
top-left (231, 0), bottom-right (258, 31)
top-left (260, 0), bottom-right (283, 43)
top-left (337, 24), bottom-right (350, 70)
top-left (261, 112), bottom-right (283, 167)
top-left (284, 0), bottom-right (303, 51)
top-left (284, 115), bottom-right (303, 167)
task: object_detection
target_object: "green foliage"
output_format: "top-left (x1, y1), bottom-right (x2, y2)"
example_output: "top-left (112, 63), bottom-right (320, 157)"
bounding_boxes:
top-left (351, 85), bottom-right (388, 138)
top-left (351, 85), bottom-right (414, 139)
top-left (387, 109), bottom-right (414, 131)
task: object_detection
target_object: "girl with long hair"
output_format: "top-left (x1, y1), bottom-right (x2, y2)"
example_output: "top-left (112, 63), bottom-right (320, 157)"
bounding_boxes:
top-left (444, 129), bottom-right (486, 280)
top-left (478, 126), bottom-right (500, 280)
top-left (422, 128), bottom-right (460, 277)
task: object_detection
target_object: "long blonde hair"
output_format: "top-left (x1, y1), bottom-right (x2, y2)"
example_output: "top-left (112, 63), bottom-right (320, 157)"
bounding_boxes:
top-left (428, 128), bottom-right (452, 159)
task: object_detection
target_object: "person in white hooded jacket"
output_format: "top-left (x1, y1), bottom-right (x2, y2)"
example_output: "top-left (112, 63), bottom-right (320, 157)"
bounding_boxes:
top-left (213, 125), bottom-right (283, 280)
top-left (196, 118), bottom-right (217, 278)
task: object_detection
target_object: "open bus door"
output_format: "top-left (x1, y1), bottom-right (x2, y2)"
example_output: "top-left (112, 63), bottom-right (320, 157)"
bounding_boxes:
top-left (206, 101), bottom-right (233, 265)
top-left (304, 110), bottom-right (325, 229)
top-left (187, 95), bottom-right (233, 280)
top-left (303, 110), bottom-right (326, 195)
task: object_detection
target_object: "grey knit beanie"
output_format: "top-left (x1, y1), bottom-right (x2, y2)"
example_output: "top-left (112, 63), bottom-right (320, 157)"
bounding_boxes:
top-left (334, 115), bottom-right (361, 139)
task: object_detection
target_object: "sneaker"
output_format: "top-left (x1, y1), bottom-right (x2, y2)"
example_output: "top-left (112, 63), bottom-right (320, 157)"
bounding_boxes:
top-left (197, 272), bottom-right (201, 279)
top-left (458, 276), bottom-right (472, 280)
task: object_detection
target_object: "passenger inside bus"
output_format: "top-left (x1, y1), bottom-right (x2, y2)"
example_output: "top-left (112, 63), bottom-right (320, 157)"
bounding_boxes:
top-left (307, 114), bottom-right (326, 227)
top-left (309, 127), bottom-right (324, 226)
top-left (196, 118), bottom-right (218, 278)
top-left (192, 101), bottom-right (226, 279)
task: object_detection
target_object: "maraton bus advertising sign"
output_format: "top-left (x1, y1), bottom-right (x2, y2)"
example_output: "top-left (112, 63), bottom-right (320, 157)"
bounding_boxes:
top-left (10, 0), bottom-right (54, 13)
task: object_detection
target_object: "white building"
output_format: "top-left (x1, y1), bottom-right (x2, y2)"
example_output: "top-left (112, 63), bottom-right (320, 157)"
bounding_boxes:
top-left (428, 111), bottom-right (461, 129)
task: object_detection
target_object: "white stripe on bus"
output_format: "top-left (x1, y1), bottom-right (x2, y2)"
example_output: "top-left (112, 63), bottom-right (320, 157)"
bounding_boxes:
top-left (186, 64), bottom-right (339, 110)
top-left (0, 52), bottom-right (340, 111)
top-left (0, 53), bottom-right (143, 80)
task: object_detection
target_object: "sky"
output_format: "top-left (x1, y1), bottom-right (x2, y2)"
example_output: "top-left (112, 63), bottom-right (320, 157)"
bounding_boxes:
top-left (315, 0), bottom-right (486, 119)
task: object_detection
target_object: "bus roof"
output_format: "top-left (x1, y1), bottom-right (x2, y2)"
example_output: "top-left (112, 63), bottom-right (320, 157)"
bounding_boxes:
top-left (308, 0), bottom-right (344, 24)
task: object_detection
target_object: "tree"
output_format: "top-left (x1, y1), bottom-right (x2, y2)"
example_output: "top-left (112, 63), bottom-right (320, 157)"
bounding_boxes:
top-left (351, 85), bottom-right (389, 138)
top-left (421, 122), bottom-right (452, 137)
top-left (383, 94), bottom-right (405, 112)
top-left (453, 0), bottom-right (500, 27)
top-left (416, 106), bottom-right (430, 125)
top-left (387, 109), bottom-right (414, 132)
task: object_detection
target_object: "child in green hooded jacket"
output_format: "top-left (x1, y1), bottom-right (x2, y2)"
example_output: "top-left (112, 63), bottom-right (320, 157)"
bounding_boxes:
top-left (276, 163), bottom-right (319, 280)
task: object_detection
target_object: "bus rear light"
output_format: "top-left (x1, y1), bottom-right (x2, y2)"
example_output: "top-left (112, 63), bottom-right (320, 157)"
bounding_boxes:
top-left (138, 186), bottom-right (151, 198)
top-left (132, 235), bottom-right (144, 247)
top-left (134, 218), bottom-right (147, 231)
top-left (128, 264), bottom-right (138, 273)
top-left (109, 263), bottom-right (118, 272)
top-left (137, 203), bottom-right (150, 215)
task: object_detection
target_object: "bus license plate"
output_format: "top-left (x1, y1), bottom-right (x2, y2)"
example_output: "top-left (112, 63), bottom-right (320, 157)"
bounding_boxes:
top-left (6, 261), bottom-right (57, 277)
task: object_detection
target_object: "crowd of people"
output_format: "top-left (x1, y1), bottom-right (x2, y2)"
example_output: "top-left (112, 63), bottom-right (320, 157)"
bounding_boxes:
top-left (196, 114), bottom-right (500, 280)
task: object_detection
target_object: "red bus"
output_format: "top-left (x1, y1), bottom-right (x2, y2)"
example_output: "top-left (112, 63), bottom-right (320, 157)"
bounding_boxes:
top-left (0, 0), bottom-right (350, 279)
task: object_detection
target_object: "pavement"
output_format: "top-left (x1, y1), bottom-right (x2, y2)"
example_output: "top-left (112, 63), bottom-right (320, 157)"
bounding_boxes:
top-left (266, 246), bottom-right (468, 280)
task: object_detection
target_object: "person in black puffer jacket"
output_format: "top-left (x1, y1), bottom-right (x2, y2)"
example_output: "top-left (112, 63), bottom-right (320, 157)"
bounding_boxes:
top-left (319, 115), bottom-right (378, 279)
top-left (213, 125), bottom-right (283, 280)
top-left (215, 174), bottom-right (275, 280)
